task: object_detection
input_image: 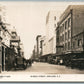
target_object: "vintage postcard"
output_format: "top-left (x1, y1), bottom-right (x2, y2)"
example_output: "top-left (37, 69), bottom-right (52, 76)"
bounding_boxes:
top-left (0, 0), bottom-right (84, 82)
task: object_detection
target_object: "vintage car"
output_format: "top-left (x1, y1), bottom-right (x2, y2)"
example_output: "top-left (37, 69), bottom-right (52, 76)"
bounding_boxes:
top-left (14, 57), bottom-right (27, 70)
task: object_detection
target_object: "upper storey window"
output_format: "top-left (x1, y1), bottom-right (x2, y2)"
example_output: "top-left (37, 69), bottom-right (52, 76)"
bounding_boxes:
top-left (68, 18), bottom-right (71, 27)
top-left (65, 21), bottom-right (67, 29)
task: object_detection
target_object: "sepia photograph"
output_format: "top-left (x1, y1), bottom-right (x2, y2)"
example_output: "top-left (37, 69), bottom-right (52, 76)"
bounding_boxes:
top-left (0, 0), bottom-right (84, 82)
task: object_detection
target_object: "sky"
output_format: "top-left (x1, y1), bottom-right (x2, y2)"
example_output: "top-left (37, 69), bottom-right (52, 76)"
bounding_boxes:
top-left (0, 1), bottom-right (84, 59)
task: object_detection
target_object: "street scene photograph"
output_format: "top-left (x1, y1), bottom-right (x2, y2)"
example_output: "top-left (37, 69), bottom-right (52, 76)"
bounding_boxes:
top-left (0, 1), bottom-right (84, 82)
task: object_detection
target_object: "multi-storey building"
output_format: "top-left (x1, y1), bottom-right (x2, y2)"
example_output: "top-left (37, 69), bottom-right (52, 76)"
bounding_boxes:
top-left (32, 36), bottom-right (46, 61)
top-left (0, 5), bottom-right (12, 72)
top-left (31, 48), bottom-right (35, 60)
top-left (46, 11), bottom-right (56, 55)
top-left (56, 5), bottom-right (84, 55)
top-left (0, 23), bottom-right (12, 71)
top-left (32, 11), bottom-right (57, 62)
top-left (31, 45), bottom-right (37, 61)
top-left (34, 45), bottom-right (37, 59)
top-left (36, 35), bottom-right (42, 59)
top-left (41, 36), bottom-right (46, 56)
top-left (10, 28), bottom-right (20, 56)
top-left (0, 5), bottom-right (25, 72)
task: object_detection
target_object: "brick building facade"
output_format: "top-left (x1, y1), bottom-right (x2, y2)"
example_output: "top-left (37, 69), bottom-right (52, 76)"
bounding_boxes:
top-left (56, 5), bottom-right (84, 54)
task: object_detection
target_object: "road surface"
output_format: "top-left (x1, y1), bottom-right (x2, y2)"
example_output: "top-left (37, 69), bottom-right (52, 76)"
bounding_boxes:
top-left (2, 62), bottom-right (84, 74)
top-left (25, 62), bottom-right (84, 74)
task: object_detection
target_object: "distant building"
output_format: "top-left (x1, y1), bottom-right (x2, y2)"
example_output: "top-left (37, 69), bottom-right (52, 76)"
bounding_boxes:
top-left (41, 36), bottom-right (46, 56)
top-left (36, 35), bottom-right (41, 58)
top-left (56, 5), bottom-right (84, 54)
top-left (34, 45), bottom-right (37, 59)
top-left (20, 43), bottom-right (24, 57)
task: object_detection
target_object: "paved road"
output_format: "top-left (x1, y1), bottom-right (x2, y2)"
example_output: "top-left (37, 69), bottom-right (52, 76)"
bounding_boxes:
top-left (2, 62), bottom-right (84, 74)
top-left (24, 62), bottom-right (84, 74)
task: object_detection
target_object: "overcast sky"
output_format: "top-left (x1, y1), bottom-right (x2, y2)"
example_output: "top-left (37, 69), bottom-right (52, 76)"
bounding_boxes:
top-left (0, 1), bottom-right (84, 59)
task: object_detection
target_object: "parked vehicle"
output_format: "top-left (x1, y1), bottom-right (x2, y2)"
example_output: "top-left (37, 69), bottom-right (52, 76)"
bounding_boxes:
top-left (56, 52), bottom-right (84, 68)
top-left (47, 55), bottom-right (53, 64)
top-left (46, 52), bottom-right (84, 69)
top-left (14, 57), bottom-right (27, 70)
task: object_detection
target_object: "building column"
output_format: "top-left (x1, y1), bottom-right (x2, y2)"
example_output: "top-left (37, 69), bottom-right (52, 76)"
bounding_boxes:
top-left (4, 47), bottom-right (5, 71)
